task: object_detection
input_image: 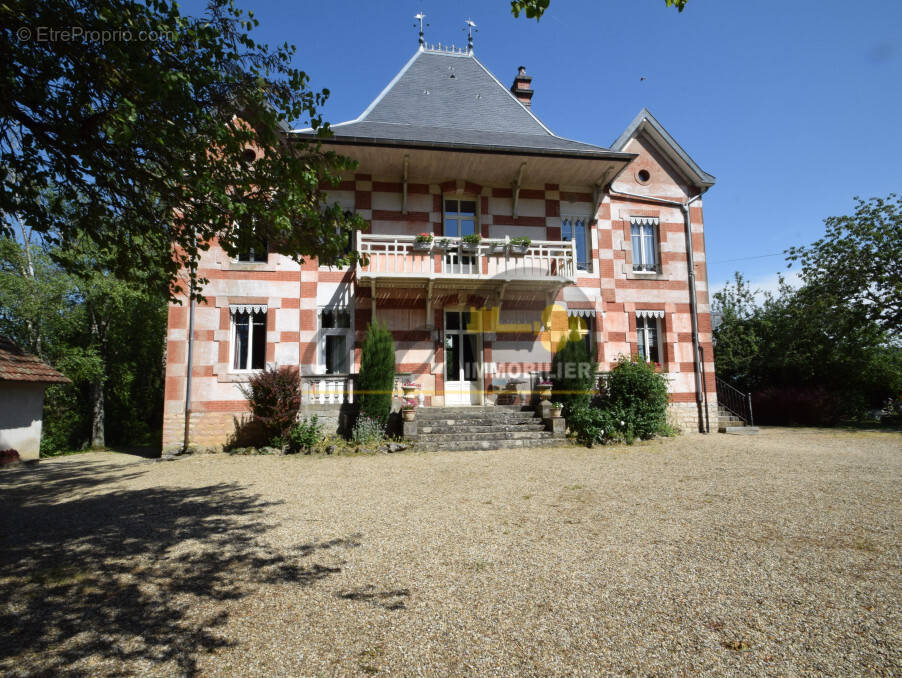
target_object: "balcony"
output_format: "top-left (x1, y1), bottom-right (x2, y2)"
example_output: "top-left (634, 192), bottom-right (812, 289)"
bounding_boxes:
top-left (356, 234), bottom-right (577, 291)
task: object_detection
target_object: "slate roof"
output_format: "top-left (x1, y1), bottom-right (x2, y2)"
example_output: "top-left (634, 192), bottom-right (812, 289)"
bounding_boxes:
top-left (0, 336), bottom-right (70, 384)
top-left (294, 49), bottom-right (627, 159)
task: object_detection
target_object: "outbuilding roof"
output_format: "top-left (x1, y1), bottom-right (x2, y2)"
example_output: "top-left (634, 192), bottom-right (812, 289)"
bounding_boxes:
top-left (0, 336), bottom-right (70, 384)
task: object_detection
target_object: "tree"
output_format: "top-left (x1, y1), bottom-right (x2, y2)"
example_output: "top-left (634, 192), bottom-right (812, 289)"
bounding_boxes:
top-left (787, 194), bottom-right (902, 338)
top-left (550, 329), bottom-right (595, 415)
top-left (511, 0), bottom-right (688, 20)
top-left (1, 0), bottom-right (361, 302)
top-left (356, 321), bottom-right (395, 428)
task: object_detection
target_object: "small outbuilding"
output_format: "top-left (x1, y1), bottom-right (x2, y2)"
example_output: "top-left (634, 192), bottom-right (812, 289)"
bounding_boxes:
top-left (0, 336), bottom-right (70, 460)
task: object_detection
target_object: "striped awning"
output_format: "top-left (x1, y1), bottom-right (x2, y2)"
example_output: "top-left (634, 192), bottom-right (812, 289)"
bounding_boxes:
top-left (567, 308), bottom-right (595, 318)
top-left (630, 217), bottom-right (659, 225)
top-left (229, 304), bottom-right (267, 314)
top-left (636, 309), bottom-right (664, 319)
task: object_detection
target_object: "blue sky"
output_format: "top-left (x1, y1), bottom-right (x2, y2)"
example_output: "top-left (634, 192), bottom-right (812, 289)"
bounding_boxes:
top-left (181, 0), bottom-right (902, 293)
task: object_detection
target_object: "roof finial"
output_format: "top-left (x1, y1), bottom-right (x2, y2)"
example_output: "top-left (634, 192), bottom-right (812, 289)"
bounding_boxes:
top-left (414, 12), bottom-right (428, 47)
top-left (464, 19), bottom-right (477, 54)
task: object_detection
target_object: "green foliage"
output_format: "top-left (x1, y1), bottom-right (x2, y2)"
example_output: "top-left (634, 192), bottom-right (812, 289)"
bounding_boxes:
top-left (713, 268), bottom-right (902, 423)
top-left (1, 0), bottom-right (362, 301)
top-left (0, 233), bottom-right (166, 455)
top-left (787, 194), bottom-right (902, 337)
top-left (357, 321), bottom-right (395, 428)
top-left (511, 0), bottom-right (687, 20)
top-left (550, 329), bottom-right (596, 415)
top-left (240, 365), bottom-right (301, 443)
top-left (603, 356), bottom-right (669, 441)
top-left (352, 414), bottom-right (385, 446)
top-left (284, 416), bottom-right (323, 454)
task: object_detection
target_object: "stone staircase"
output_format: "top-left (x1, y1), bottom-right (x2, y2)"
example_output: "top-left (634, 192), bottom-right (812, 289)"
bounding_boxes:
top-left (717, 405), bottom-right (759, 434)
top-left (414, 406), bottom-right (561, 451)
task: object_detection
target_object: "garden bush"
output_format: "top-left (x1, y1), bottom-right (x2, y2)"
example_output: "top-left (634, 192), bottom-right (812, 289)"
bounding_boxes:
top-left (568, 356), bottom-right (670, 445)
top-left (550, 329), bottom-right (596, 415)
top-left (357, 321), bottom-right (395, 428)
top-left (752, 386), bottom-right (845, 426)
top-left (239, 365), bottom-right (301, 443)
top-left (352, 414), bottom-right (385, 445)
top-left (284, 415), bottom-right (323, 454)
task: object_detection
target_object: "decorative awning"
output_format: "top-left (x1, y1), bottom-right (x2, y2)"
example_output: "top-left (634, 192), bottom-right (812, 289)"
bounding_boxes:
top-left (230, 304), bottom-right (267, 315)
top-left (636, 309), bottom-right (665, 319)
top-left (630, 217), bottom-right (659, 226)
top-left (567, 308), bottom-right (595, 318)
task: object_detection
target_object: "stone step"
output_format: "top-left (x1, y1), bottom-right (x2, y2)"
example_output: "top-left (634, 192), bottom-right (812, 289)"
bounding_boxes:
top-left (718, 417), bottom-right (744, 427)
top-left (719, 426), bottom-right (760, 435)
top-left (418, 430), bottom-right (555, 443)
top-left (417, 408), bottom-right (535, 420)
top-left (418, 422), bottom-right (547, 434)
top-left (426, 437), bottom-right (569, 452)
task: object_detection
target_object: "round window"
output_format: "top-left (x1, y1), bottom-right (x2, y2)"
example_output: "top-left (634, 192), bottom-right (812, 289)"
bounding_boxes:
top-left (636, 169), bottom-right (651, 184)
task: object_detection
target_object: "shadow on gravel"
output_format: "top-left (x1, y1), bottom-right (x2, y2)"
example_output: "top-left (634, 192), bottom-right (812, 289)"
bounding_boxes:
top-left (0, 460), bottom-right (360, 676)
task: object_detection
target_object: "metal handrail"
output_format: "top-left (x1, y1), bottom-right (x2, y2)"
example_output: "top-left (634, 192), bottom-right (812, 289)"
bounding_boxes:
top-left (715, 376), bottom-right (754, 426)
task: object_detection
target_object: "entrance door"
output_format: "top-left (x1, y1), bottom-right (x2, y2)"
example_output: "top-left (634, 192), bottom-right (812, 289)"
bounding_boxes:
top-left (444, 309), bottom-right (482, 405)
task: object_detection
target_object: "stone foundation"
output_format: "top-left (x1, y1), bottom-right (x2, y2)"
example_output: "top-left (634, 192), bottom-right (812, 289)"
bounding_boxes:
top-left (667, 398), bottom-right (719, 434)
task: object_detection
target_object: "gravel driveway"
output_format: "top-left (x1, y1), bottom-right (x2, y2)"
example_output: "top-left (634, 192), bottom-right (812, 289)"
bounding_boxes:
top-left (1, 428), bottom-right (900, 676)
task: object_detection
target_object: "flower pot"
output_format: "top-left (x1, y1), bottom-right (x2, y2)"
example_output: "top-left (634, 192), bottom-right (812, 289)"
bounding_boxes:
top-left (550, 407), bottom-right (563, 418)
top-left (488, 243), bottom-right (506, 254)
top-left (412, 241), bottom-right (432, 251)
top-left (401, 409), bottom-right (416, 422)
top-left (460, 242), bottom-right (479, 252)
top-left (510, 244), bottom-right (528, 255)
top-left (402, 385), bottom-right (418, 397)
top-left (536, 386), bottom-right (552, 401)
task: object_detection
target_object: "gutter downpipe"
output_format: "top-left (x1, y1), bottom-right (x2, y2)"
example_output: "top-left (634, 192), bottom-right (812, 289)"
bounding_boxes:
top-left (608, 188), bottom-right (708, 432)
top-left (183, 267), bottom-right (196, 453)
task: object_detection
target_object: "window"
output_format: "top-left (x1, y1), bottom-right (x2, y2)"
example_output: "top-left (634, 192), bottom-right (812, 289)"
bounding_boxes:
top-left (321, 306), bottom-right (351, 374)
top-left (231, 306), bottom-right (267, 370)
top-left (237, 240), bottom-right (268, 263)
top-left (562, 216), bottom-right (590, 271)
top-left (443, 199), bottom-right (477, 238)
top-left (568, 313), bottom-right (594, 359)
top-left (636, 313), bottom-right (662, 363)
top-left (630, 218), bottom-right (658, 272)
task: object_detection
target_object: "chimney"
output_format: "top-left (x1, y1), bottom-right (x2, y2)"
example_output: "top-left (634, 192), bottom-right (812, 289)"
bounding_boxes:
top-left (510, 65), bottom-right (534, 108)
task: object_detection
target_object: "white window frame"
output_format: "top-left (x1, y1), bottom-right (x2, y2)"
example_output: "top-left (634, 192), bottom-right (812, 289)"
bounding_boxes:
top-left (561, 215), bottom-right (592, 272)
top-left (630, 217), bottom-right (659, 273)
top-left (636, 310), bottom-right (664, 364)
top-left (567, 310), bottom-right (595, 359)
top-left (443, 197), bottom-right (479, 238)
top-left (229, 304), bottom-right (268, 372)
top-left (319, 306), bottom-right (353, 375)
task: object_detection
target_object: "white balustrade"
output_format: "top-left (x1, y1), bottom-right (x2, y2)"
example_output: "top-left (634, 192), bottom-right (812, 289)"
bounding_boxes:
top-left (356, 233), bottom-right (577, 282)
top-left (302, 374), bottom-right (355, 405)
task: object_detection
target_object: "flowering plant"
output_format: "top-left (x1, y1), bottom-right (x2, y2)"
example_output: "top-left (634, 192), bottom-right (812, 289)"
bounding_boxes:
top-left (536, 380), bottom-right (553, 387)
top-left (401, 397), bottom-right (417, 411)
top-left (401, 381), bottom-right (421, 388)
top-left (414, 232), bottom-right (433, 244)
top-left (461, 233), bottom-right (482, 245)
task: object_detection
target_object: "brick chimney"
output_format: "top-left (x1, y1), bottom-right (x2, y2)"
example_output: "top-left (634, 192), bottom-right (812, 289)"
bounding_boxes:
top-left (510, 65), bottom-right (534, 108)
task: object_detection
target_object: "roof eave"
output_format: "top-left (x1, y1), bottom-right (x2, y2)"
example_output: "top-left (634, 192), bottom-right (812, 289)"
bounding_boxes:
top-left (612, 108), bottom-right (715, 189)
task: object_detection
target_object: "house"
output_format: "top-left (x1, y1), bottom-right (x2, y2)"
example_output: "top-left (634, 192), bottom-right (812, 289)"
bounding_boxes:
top-left (161, 40), bottom-right (718, 452)
top-left (0, 336), bottom-right (70, 459)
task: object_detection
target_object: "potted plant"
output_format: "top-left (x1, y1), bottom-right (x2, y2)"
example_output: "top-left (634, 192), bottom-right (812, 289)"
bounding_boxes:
top-left (401, 398), bottom-right (417, 421)
top-left (401, 381), bottom-right (420, 397)
top-left (549, 401), bottom-right (564, 418)
top-left (510, 236), bottom-right (531, 254)
top-left (460, 233), bottom-right (482, 252)
top-left (488, 239), bottom-right (506, 254)
top-left (435, 237), bottom-right (453, 251)
top-left (413, 233), bottom-right (433, 251)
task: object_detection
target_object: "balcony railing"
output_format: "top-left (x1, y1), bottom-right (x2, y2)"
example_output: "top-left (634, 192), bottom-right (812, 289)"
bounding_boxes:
top-left (356, 234), bottom-right (578, 283)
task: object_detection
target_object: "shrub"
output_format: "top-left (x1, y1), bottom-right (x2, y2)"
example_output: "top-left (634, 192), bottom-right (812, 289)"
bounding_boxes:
top-left (352, 414), bottom-right (384, 445)
top-left (602, 356), bottom-right (669, 441)
top-left (752, 386), bottom-right (845, 426)
top-left (0, 449), bottom-right (22, 466)
top-left (284, 416), bottom-right (323, 454)
top-left (357, 321), bottom-right (395, 428)
top-left (239, 365), bottom-right (301, 443)
top-left (550, 329), bottom-right (596, 415)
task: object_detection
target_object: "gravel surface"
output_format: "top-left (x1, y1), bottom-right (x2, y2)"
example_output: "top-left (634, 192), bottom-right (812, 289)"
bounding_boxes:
top-left (1, 428), bottom-right (900, 676)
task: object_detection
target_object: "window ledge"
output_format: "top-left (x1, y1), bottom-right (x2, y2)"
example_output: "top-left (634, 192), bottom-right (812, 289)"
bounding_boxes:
top-left (224, 261), bottom-right (277, 272)
top-left (627, 270), bottom-right (665, 280)
top-left (218, 371), bottom-right (260, 383)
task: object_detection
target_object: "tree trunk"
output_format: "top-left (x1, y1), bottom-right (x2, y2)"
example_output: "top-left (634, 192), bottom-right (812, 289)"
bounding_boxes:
top-left (90, 378), bottom-right (105, 449)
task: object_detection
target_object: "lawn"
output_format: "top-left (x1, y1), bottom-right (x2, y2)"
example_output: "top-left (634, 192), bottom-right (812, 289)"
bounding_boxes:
top-left (1, 429), bottom-right (900, 676)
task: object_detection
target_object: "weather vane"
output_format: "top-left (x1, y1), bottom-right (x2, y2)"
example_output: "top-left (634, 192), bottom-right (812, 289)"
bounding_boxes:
top-left (414, 12), bottom-right (428, 47)
top-left (464, 18), bottom-right (477, 53)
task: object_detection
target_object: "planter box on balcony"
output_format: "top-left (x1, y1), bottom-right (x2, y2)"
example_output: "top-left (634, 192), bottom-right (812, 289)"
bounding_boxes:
top-left (510, 245), bottom-right (529, 255)
top-left (412, 241), bottom-right (432, 251)
top-left (488, 242), bottom-right (507, 254)
top-left (460, 243), bottom-right (479, 252)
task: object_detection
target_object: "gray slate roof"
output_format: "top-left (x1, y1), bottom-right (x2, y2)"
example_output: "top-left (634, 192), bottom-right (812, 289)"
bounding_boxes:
top-left (294, 49), bottom-right (624, 158)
